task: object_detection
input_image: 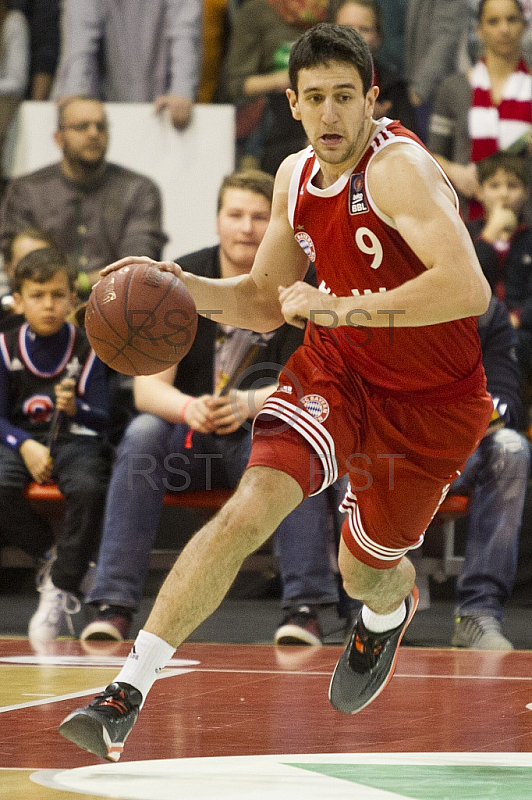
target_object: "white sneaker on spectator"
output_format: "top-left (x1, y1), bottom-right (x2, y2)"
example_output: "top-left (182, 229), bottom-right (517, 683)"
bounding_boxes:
top-left (452, 614), bottom-right (513, 650)
top-left (28, 575), bottom-right (81, 642)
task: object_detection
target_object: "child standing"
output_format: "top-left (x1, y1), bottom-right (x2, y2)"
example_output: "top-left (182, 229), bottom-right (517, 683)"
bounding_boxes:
top-left (0, 247), bottom-right (112, 643)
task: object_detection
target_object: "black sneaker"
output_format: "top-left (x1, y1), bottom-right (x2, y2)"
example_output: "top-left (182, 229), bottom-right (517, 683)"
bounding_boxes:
top-left (80, 605), bottom-right (133, 642)
top-left (274, 605), bottom-right (323, 646)
top-left (329, 586), bottom-right (419, 714)
top-left (58, 681), bottom-right (142, 761)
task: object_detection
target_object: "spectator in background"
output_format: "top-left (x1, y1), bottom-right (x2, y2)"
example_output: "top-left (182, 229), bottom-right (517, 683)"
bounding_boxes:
top-left (332, 0), bottom-right (415, 129)
top-left (0, 96), bottom-right (168, 301)
top-left (198, 0), bottom-right (230, 103)
top-left (370, 0), bottom-right (406, 75)
top-left (467, 152), bottom-right (532, 380)
top-left (0, 227), bottom-right (59, 329)
top-left (0, 247), bottom-right (113, 644)
top-left (51, 0), bottom-right (202, 131)
top-left (0, 1), bottom-right (30, 192)
top-left (10, 0), bottom-right (60, 100)
top-left (224, 0), bottom-right (328, 174)
top-left (463, 0), bottom-right (532, 69)
top-left (404, 0), bottom-right (468, 142)
top-left (450, 295), bottom-right (530, 649)
top-left (428, 0), bottom-right (532, 222)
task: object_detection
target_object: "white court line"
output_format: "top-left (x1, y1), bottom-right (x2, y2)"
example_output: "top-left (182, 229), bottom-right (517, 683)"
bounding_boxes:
top-left (2, 665), bottom-right (531, 714)
top-left (196, 667), bottom-right (532, 682)
top-left (0, 668), bottom-right (194, 713)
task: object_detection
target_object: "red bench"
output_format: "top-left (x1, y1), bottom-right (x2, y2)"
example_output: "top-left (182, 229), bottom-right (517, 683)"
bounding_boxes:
top-left (0, 483), bottom-right (234, 570)
top-left (23, 482), bottom-right (233, 510)
top-left (2, 484), bottom-right (470, 582)
top-left (415, 494), bottom-right (470, 590)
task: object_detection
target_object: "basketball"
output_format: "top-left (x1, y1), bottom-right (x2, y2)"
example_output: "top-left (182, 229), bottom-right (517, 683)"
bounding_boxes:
top-left (85, 263), bottom-right (197, 375)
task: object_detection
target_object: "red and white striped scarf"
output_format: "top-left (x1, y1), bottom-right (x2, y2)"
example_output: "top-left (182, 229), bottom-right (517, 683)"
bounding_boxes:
top-left (468, 58), bottom-right (532, 162)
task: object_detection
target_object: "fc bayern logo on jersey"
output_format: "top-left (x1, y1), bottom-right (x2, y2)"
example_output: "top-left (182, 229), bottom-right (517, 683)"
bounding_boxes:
top-left (301, 394), bottom-right (329, 423)
top-left (295, 231), bottom-right (316, 262)
top-left (349, 173), bottom-right (369, 215)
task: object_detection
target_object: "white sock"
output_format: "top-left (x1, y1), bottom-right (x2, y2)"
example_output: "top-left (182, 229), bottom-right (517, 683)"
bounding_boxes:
top-left (362, 602), bottom-right (406, 633)
top-left (115, 629), bottom-right (176, 706)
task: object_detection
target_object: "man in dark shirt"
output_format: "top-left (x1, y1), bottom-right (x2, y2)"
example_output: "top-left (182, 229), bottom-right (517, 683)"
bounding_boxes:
top-left (0, 96), bottom-right (167, 299)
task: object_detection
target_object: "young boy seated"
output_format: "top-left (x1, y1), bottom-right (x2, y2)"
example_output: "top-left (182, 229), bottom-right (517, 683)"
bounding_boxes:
top-left (0, 247), bottom-right (113, 644)
top-left (467, 153), bottom-right (532, 375)
top-left (468, 153), bottom-right (532, 324)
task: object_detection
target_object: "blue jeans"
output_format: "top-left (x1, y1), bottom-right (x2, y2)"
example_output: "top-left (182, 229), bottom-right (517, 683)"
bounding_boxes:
top-left (87, 414), bottom-right (343, 612)
top-left (452, 428), bottom-right (530, 620)
top-left (275, 476), bottom-right (350, 610)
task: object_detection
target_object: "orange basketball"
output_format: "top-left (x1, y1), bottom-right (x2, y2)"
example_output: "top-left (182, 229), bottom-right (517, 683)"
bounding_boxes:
top-left (85, 263), bottom-right (197, 375)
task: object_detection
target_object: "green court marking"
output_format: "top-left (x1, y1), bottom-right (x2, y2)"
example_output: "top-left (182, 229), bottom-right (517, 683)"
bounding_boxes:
top-left (286, 763), bottom-right (532, 799)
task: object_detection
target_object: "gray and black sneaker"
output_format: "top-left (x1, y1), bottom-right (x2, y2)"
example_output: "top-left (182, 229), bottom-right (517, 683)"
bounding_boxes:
top-left (329, 587), bottom-right (419, 714)
top-left (58, 682), bottom-right (142, 761)
top-left (452, 613), bottom-right (513, 650)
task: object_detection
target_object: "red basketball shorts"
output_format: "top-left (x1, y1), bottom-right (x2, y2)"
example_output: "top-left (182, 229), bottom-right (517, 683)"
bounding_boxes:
top-left (248, 344), bottom-right (493, 569)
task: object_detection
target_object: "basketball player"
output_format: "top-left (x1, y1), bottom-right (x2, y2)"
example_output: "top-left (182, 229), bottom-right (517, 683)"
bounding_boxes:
top-left (59, 23), bottom-right (493, 760)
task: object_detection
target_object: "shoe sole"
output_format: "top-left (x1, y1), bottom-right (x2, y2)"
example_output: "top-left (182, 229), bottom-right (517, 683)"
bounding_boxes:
top-left (329, 586), bottom-right (419, 715)
top-left (58, 710), bottom-right (123, 762)
top-left (275, 623), bottom-right (322, 647)
top-left (80, 621), bottom-right (126, 642)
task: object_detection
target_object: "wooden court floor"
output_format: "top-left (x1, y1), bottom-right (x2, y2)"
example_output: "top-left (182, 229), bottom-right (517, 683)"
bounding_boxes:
top-left (1, 636), bottom-right (532, 799)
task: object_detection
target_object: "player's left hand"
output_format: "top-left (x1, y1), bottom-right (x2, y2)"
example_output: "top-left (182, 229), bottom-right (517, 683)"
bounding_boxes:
top-left (278, 282), bottom-right (335, 329)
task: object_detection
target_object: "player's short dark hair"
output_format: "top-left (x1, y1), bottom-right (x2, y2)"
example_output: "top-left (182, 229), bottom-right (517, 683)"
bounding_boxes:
top-left (217, 169), bottom-right (275, 212)
top-left (330, 0), bottom-right (384, 39)
top-left (13, 247), bottom-right (77, 293)
top-left (476, 152), bottom-right (530, 187)
top-left (477, 0), bottom-right (524, 21)
top-left (288, 22), bottom-right (374, 95)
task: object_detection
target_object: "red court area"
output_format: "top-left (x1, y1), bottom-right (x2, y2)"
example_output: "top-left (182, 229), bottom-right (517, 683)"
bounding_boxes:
top-left (1, 637), bottom-right (532, 775)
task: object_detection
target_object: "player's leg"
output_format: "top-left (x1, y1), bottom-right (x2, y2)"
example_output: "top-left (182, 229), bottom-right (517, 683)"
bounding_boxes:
top-left (58, 464), bottom-right (303, 761)
top-left (329, 538), bottom-right (418, 714)
top-left (143, 464), bottom-right (303, 644)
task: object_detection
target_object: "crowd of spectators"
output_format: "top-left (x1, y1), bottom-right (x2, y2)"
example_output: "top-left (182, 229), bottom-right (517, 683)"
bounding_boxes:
top-left (0, 0), bottom-right (532, 652)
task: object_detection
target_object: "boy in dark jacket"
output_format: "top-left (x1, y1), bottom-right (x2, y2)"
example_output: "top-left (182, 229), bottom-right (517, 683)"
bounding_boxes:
top-left (0, 247), bottom-right (112, 643)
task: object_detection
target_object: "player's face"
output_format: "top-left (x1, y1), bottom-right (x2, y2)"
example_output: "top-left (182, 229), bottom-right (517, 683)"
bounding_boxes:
top-left (55, 100), bottom-right (109, 171)
top-left (217, 188), bottom-right (271, 273)
top-left (477, 0), bottom-right (525, 60)
top-left (287, 61), bottom-right (378, 173)
top-left (479, 167), bottom-right (529, 214)
top-left (335, 4), bottom-right (381, 53)
top-left (13, 272), bottom-right (75, 337)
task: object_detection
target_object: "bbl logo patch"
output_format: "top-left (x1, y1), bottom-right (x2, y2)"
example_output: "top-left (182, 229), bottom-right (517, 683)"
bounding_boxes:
top-left (295, 231), bottom-right (316, 262)
top-left (349, 173), bottom-right (369, 215)
top-left (301, 394), bottom-right (329, 423)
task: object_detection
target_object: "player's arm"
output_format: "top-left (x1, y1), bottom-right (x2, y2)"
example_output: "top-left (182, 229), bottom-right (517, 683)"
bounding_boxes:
top-left (100, 155), bottom-right (309, 333)
top-left (280, 145), bottom-right (490, 329)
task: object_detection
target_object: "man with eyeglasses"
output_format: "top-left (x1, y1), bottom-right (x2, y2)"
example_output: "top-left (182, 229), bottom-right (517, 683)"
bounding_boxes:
top-left (0, 96), bottom-right (168, 300)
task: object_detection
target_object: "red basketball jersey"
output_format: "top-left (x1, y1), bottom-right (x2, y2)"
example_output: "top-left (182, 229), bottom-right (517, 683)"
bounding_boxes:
top-left (288, 119), bottom-right (484, 401)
